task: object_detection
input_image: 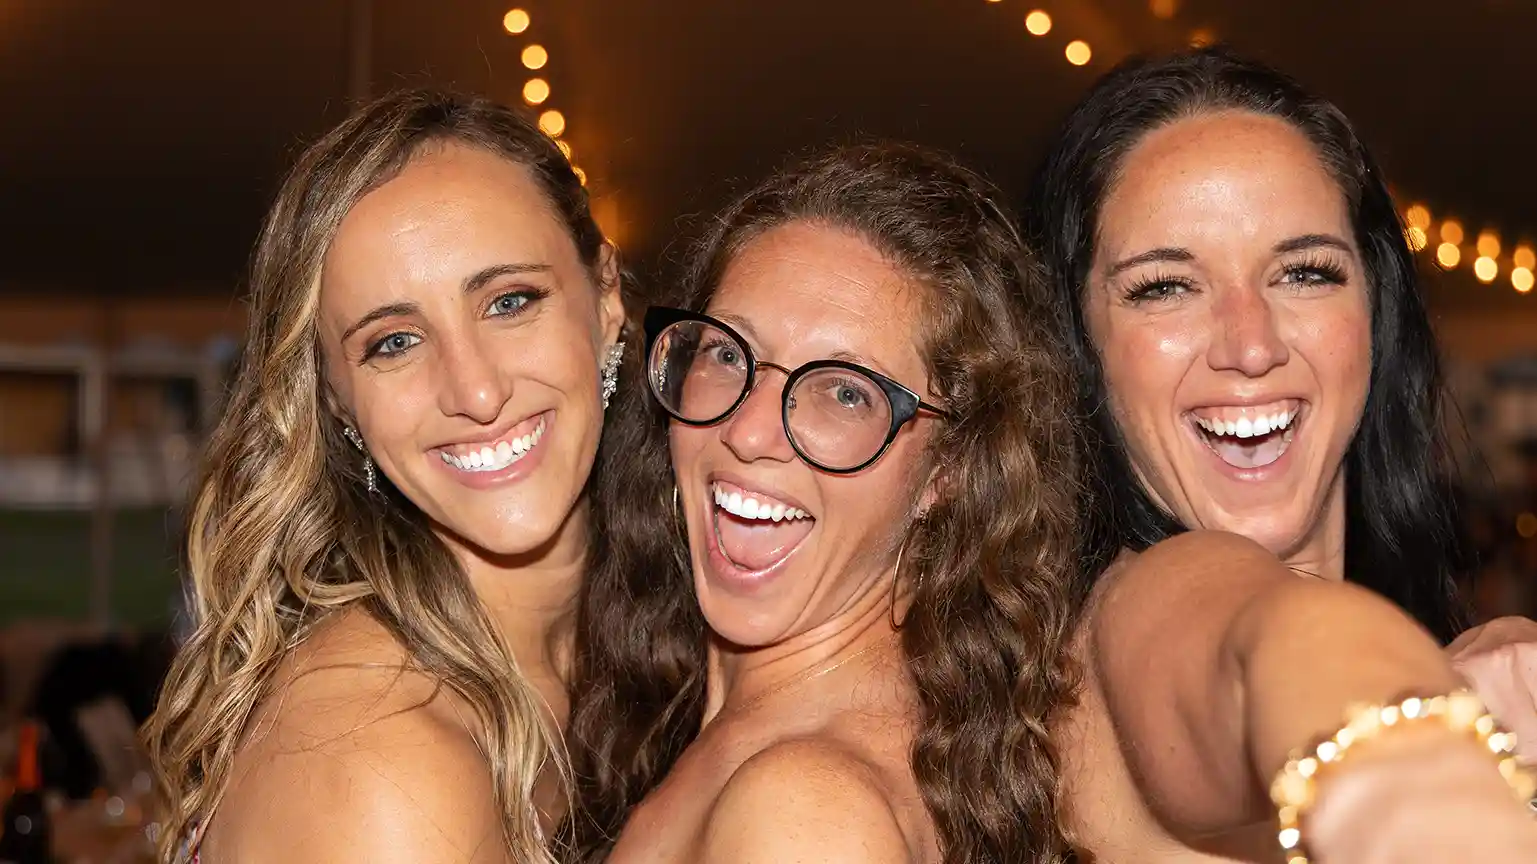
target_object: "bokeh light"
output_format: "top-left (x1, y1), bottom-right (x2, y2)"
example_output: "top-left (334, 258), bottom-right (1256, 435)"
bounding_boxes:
top-left (538, 109), bottom-right (566, 137)
top-left (502, 9), bottom-right (530, 34)
top-left (1065, 40), bottom-right (1092, 65)
top-left (1435, 242), bottom-right (1461, 269)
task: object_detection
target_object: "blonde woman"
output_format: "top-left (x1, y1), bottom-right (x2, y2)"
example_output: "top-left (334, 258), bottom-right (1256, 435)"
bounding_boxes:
top-left (143, 91), bottom-right (675, 862)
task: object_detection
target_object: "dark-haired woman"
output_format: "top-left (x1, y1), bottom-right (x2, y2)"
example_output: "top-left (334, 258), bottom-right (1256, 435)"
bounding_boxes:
top-left (564, 143), bottom-right (1084, 864)
top-left (1025, 47), bottom-right (1537, 861)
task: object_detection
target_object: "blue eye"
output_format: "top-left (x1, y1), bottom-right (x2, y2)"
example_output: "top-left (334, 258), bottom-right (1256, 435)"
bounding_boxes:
top-left (490, 291), bottom-right (537, 317)
top-left (370, 331), bottom-right (422, 358)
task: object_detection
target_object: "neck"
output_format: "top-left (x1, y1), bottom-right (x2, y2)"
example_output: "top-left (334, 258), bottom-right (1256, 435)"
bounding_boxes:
top-left (440, 499), bottom-right (588, 678)
top-left (1282, 471), bottom-right (1349, 582)
top-left (703, 568), bottom-right (904, 728)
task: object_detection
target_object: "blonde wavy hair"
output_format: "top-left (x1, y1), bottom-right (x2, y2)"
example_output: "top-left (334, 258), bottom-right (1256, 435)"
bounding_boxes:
top-left (142, 90), bottom-right (610, 863)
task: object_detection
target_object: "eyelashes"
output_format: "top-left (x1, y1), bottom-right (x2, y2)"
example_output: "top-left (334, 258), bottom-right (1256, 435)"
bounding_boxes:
top-left (1118, 253), bottom-right (1350, 304)
top-left (358, 287), bottom-right (551, 363)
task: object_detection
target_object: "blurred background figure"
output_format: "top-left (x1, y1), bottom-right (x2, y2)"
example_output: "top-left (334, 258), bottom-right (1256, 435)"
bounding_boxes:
top-left (2, 1), bottom-right (1535, 859)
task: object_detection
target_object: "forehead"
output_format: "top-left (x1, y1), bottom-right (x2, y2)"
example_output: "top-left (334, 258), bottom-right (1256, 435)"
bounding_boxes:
top-left (1098, 110), bottom-right (1350, 255)
top-left (324, 142), bottom-right (570, 286)
top-left (708, 221), bottom-right (927, 370)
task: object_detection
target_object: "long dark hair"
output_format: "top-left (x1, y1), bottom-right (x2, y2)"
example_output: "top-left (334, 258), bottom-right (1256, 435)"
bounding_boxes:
top-left (562, 142), bottom-right (1083, 863)
top-left (1021, 46), bottom-right (1468, 642)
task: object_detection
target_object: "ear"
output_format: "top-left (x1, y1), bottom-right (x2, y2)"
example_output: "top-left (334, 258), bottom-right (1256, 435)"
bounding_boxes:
top-left (595, 243), bottom-right (625, 347)
top-left (914, 458), bottom-right (945, 521)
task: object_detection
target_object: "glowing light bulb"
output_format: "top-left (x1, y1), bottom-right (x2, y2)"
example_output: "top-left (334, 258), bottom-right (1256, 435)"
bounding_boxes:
top-left (522, 78), bottom-right (550, 105)
top-left (1514, 267), bottom-right (1535, 294)
top-left (1065, 40), bottom-right (1092, 66)
top-left (556, 140), bottom-right (573, 160)
top-left (1025, 10), bottom-right (1052, 35)
top-left (1150, 0), bottom-right (1180, 19)
top-left (1477, 231), bottom-right (1501, 258)
top-left (1404, 203), bottom-right (1431, 230)
top-left (1435, 242), bottom-right (1461, 269)
top-left (502, 9), bottom-right (530, 34)
top-left (538, 110), bottom-right (566, 137)
top-left (521, 44), bottom-right (548, 70)
top-left (1189, 28), bottom-right (1215, 48)
top-left (573, 165), bottom-right (587, 186)
top-left (1440, 219), bottom-right (1464, 246)
top-left (1405, 226), bottom-right (1428, 251)
top-left (1474, 255), bottom-right (1498, 282)
top-left (1515, 245), bottom-right (1536, 270)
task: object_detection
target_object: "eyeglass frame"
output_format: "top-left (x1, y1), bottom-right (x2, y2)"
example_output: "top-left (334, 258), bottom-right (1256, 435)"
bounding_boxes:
top-left (643, 305), bottom-right (953, 474)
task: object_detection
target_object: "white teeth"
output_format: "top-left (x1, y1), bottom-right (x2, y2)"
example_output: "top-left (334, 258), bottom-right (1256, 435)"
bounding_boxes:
top-left (1196, 409), bottom-right (1297, 439)
top-left (441, 418), bottom-right (547, 473)
top-left (712, 483), bottom-right (811, 522)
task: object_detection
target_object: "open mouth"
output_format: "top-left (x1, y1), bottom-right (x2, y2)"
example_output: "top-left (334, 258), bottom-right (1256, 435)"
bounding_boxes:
top-left (436, 414), bottom-right (548, 474)
top-left (1189, 400), bottom-right (1302, 471)
top-left (709, 479), bottom-right (816, 573)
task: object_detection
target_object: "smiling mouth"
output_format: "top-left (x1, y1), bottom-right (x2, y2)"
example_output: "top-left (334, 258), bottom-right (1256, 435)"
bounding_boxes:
top-left (437, 415), bottom-right (547, 473)
top-left (1189, 401), bottom-right (1302, 471)
top-left (709, 480), bottom-right (816, 573)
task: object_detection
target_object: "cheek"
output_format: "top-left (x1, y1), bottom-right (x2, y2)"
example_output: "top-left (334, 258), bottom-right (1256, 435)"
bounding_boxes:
top-left (1096, 319), bottom-right (1196, 443)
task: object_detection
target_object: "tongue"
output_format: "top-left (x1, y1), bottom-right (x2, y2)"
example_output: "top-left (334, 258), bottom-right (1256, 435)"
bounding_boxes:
top-left (716, 511), bottom-right (815, 571)
top-left (1208, 431), bottom-right (1288, 469)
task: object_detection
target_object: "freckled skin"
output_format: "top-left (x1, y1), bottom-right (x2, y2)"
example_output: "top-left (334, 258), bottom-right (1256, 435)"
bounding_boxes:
top-left (1084, 111), bottom-right (1371, 576)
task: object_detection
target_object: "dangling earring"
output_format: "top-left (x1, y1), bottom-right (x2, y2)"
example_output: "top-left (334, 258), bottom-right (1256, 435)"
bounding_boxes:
top-left (600, 342), bottom-right (626, 410)
top-left (342, 426), bottom-right (378, 494)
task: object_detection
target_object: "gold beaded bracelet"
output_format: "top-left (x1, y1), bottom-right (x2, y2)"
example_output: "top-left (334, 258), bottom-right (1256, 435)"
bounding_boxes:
top-left (1268, 690), bottom-right (1537, 864)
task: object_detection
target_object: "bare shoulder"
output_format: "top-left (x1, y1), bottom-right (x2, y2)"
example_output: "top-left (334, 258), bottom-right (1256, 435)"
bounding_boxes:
top-left (207, 607), bottom-right (507, 862)
top-left (701, 738), bottom-right (912, 864)
top-left (1092, 530), bottom-right (1290, 626)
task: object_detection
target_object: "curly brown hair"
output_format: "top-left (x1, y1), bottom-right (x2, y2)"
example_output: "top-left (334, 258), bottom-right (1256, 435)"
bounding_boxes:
top-left (562, 142), bottom-right (1084, 863)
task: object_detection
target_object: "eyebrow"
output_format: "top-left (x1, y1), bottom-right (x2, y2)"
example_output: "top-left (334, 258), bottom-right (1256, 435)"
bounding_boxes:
top-left (714, 312), bottom-right (894, 376)
top-left (1273, 233), bottom-right (1354, 256)
top-left (1107, 247), bottom-right (1195, 276)
top-left (339, 262), bottom-right (553, 344)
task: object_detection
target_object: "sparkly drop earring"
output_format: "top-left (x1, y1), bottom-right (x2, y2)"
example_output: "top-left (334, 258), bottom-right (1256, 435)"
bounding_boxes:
top-left (342, 426), bottom-right (378, 494)
top-left (600, 342), bottom-right (626, 409)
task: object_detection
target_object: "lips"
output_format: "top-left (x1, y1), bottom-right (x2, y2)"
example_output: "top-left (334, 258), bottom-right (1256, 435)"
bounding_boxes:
top-left (435, 412), bottom-right (547, 474)
top-left (708, 479), bottom-right (815, 573)
top-left (1188, 399), bottom-right (1303, 471)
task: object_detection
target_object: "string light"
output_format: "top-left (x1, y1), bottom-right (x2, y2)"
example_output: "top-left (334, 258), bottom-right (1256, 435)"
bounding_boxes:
top-left (502, 9), bottom-right (530, 34)
top-left (1436, 242), bottom-right (1461, 270)
top-left (1406, 226), bottom-right (1428, 251)
top-left (556, 140), bottom-right (573, 160)
top-left (522, 78), bottom-right (550, 105)
top-left (1189, 28), bottom-right (1216, 48)
top-left (1477, 231), bottom-right (1502, 259)
top-left (1065, 40), bottom-right (1092, 65)
top-left (1441, 219), bottom-right (1465, 246)
top-left (1405, 203), bottom-right (1432, 230)
top-left (1474, 255), bottom-right (1499, 283)
top-left (572, 165), bottom-right (587, 186)
top-left (521, 44), bottom-right (548, 70)
top-left (1513, 267), bottom-right (1534, 294)
top-left (1025, 10), bottom-right (1052, 35)
top-left (538, 109), bottom-right (566, 137)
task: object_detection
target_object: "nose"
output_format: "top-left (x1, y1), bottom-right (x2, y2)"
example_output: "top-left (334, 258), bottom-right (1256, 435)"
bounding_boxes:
top-left (1206, 284), bottom-right (1289, 378)
top-left (721, 371), bottom-right (796, 465)
top-left (436, 331), bottom-right (512, 424)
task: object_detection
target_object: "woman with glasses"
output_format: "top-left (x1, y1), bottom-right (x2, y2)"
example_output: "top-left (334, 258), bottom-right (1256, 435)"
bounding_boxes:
top-left (561, 142), bottom-right (1086, 863)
